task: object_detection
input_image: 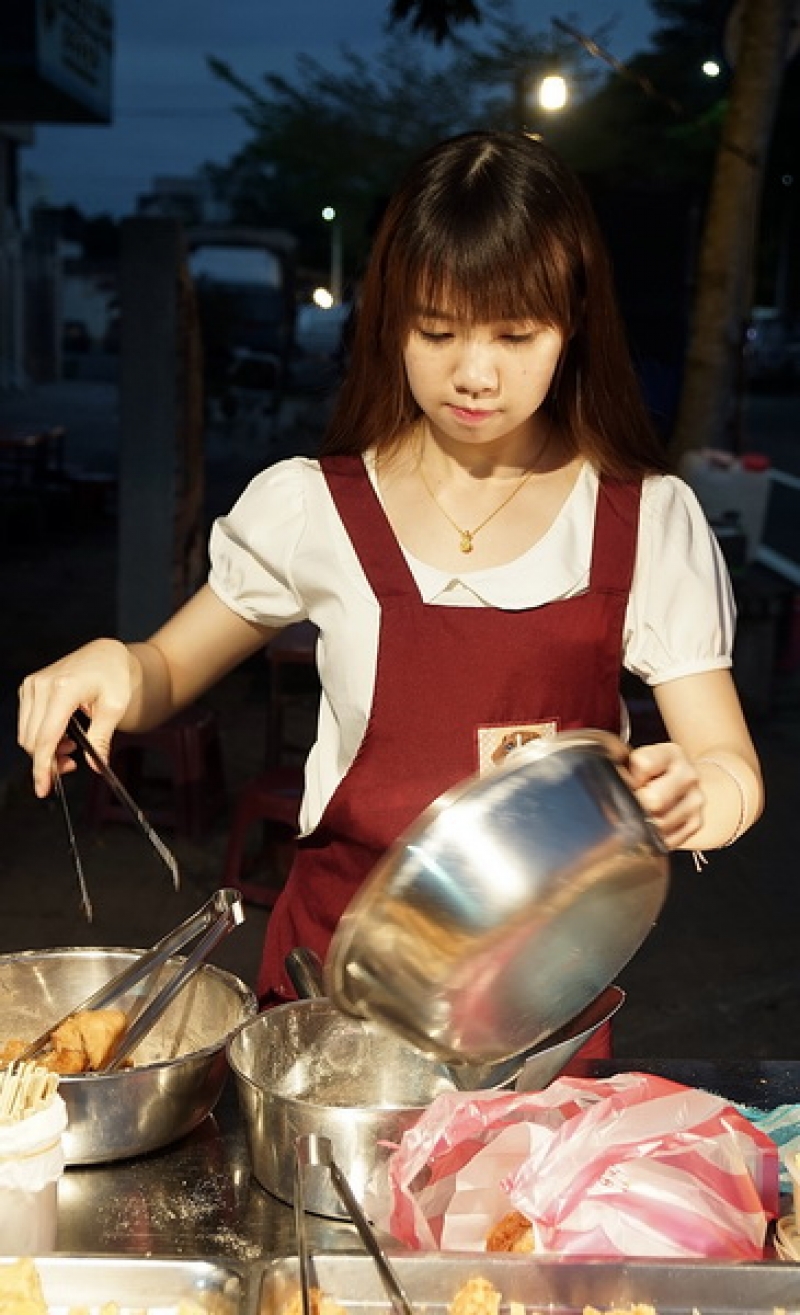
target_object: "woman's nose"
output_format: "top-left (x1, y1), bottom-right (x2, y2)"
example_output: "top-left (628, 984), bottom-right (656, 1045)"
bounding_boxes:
top-left (452, 342), bottom-right (498, 395)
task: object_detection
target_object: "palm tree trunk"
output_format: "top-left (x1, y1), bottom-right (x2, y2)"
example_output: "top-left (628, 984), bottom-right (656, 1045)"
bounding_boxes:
top-left (670, 0), bottom-right (795, 463)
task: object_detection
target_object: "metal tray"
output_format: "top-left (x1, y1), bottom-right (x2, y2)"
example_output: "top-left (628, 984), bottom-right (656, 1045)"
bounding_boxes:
top-left (0, 1255), bottom-right (245, 1312)
top-left (254, 1253), bottom-right (800, 1314)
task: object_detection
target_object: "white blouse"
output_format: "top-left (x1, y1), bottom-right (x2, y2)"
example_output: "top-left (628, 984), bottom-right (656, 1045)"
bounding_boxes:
top-left (208, 455), bottom-right (735, 834)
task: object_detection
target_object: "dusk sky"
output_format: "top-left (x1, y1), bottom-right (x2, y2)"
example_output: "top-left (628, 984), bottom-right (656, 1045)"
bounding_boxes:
top-left (23, 1), bottom-right (659, 218)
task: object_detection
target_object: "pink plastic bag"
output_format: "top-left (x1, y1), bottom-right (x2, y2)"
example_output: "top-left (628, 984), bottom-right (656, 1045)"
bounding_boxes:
top-left (366, 1072), bottom-right (778, 1260)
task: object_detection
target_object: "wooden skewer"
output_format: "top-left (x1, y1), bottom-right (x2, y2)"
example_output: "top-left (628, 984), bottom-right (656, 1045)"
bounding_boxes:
top-left (0, 1061), bottom-right (59, 1125)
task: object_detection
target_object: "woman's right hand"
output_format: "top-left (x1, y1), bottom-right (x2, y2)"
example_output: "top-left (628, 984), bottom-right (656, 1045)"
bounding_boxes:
top-left (18, 638), bottom-right (140, 798)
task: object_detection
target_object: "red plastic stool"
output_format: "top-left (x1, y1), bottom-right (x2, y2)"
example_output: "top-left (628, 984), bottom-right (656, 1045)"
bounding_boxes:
top-left (221, 766), bottom-right (304, 908)
top-left (85, 706), bottom-right (227, 838)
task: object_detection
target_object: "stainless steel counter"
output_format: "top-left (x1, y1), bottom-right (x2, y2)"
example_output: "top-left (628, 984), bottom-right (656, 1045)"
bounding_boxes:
top-left (55, 1081), bottom-right (356, 1263)
top-left (54, 1058), bottom-right (800, 1261)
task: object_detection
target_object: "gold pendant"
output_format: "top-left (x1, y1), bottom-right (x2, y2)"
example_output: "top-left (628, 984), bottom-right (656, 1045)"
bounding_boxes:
top-left (459, 532), bottom-right (474, 553)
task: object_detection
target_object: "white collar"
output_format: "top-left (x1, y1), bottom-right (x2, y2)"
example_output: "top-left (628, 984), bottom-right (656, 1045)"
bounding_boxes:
top-left (364, 451), bottom-right (596, 609)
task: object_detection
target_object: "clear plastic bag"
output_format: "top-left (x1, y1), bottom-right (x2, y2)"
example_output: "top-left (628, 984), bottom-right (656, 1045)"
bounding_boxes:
top-left (0, 1094), bottom-right (67, 1253)
top-left (366, 1072), bottom-right (778, 1260)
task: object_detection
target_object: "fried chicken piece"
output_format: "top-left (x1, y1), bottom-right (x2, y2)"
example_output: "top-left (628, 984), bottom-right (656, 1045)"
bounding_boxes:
top-left (283, 1287), bottom-right (348, 1315)
top-left (48, 1015), bottom-right (88, 1073)
top-left (485, 1209), bottom-right (534, 1253)
top-left (584, 1307), bottom-right (657, 1315)
top-left (46, 1008), bottom-right (128, 1072)
top-left (1, 1007), bottom-right (129, 1076)
top-left (449, 1277), bottom-right (503, 1315)
top-left (72, 1008), bottom-right (127, 1070)
top-left (0, 1038), bottom-right (28, 1066)
top-left (0, 1256), bottom-right (48, 1312)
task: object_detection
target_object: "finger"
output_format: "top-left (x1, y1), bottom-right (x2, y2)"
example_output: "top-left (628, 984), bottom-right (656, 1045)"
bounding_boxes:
top-left (640, 786), bottom-right (704, 850)
top-left (626, 743), bottom-right (671, 788)
top-left (16, 673), bottom-right (40, 754)
top-left (25, 688), bottom-right (100, 797)
top-left (75, 705), bottom-right (121, 771)
top-left (32, 731), bottom-right (72, 798)
top-left (18, 682), bottom-right (70, 798)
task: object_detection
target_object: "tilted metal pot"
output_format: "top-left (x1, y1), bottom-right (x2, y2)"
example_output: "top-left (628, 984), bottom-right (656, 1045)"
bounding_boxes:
top-left (325, 729), bottom-right (669, 1065)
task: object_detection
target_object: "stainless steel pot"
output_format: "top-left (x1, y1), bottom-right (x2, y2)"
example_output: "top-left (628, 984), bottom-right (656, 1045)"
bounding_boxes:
top-left (326, 729), bottom-right (669, 1065)
top-left (227, 1000), bottom-right (456, 1218)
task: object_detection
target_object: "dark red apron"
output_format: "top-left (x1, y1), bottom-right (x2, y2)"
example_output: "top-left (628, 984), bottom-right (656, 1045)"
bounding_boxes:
top-left (258, 455), bottom-right (642, 1060)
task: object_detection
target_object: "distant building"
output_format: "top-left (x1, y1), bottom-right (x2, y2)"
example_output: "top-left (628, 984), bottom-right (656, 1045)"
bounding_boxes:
top-left (0, 0), bottom-right (115, 389)
top-left (0, 125), bottom-right (34, 389)
top-left (136, 173), bottom-right (229, 229)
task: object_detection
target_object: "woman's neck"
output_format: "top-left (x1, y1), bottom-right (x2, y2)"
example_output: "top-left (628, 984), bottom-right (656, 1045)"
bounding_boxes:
top-left (398, 416), bottom-right (569, 484)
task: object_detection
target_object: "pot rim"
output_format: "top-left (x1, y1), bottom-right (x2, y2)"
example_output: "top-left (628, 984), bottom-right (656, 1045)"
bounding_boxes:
top-left (226, 1001), bottom-right (454, 1113)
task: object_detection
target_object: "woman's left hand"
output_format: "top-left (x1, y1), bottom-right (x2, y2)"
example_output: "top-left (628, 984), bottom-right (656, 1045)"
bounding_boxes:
top-left (627, 742), bottom-right (704, 850)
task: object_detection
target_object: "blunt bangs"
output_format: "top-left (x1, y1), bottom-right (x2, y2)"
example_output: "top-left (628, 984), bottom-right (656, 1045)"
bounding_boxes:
top-left (380, 138), bottom-right (585, 348)
top-left (391, 220), bottom-right (579, 341)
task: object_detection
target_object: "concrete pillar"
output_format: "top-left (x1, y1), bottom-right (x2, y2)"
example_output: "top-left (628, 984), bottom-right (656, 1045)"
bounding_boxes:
top-left (117, 216), bottom-right (204, 639)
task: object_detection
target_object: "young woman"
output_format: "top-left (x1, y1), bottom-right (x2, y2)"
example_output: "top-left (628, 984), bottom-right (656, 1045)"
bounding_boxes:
top-left (18, 131), bottom-right (763, 1012)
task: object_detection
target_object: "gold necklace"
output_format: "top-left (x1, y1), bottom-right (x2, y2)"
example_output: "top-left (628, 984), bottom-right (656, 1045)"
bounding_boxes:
top-left (418, 461), bottom-right (539, 554)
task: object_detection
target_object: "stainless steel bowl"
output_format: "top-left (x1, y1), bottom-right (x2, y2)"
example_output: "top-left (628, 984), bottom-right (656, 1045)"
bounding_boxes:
top-left (0, 947), bottom-right (257, 1164)
top-left (227, 999), bottom-right (456, 1218)
top-left (228, 987), bottom-right (625, 1219)
top-left (327, 730), bottom-right (669, 1065)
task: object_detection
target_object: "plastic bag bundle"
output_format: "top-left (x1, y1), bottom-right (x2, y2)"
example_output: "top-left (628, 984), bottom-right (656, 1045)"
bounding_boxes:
top-left (366, 1072), bottom-right (778, 1261)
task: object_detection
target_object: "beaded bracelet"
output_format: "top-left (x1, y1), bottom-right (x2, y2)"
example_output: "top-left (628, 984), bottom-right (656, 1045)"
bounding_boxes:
top-left (696, 755), bottom-right (749, 848)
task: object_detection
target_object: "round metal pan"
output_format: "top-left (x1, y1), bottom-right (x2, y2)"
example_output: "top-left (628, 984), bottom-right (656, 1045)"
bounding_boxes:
top-left (326, 729), bottom-right (668, 1065)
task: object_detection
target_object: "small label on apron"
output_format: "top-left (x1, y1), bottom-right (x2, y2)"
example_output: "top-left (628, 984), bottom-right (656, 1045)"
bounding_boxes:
top-left (477, 721), bottom-right (558, 774)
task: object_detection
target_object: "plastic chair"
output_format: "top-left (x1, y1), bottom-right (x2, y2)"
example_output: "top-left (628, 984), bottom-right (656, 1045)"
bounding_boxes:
top-left (222, 623), bottom-right (317, 907)
top-left (221, 766), bottom-right (304, 907)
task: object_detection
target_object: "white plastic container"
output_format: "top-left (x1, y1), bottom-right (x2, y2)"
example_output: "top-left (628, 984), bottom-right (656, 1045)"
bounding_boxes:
top-left (680, 449), bottom-right (771, 563)
top-left (0, 1094), bottom-right (67, 1254)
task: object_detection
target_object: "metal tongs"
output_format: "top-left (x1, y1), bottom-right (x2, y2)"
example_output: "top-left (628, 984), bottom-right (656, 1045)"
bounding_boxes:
top-left (67, 714), bottom-right (181, 891)
top-left (294, 1133), bottom-right (416, 1315)
top-left (15, 888), bottom-right (244, 1072)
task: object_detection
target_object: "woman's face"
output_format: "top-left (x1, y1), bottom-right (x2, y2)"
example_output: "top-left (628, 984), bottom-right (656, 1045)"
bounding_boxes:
top-left (402, 304), bottom-right (564, 448)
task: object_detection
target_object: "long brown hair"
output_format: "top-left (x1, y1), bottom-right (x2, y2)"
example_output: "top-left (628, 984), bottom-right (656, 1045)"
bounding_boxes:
top-left (321, 130), bottom-right (669, 478)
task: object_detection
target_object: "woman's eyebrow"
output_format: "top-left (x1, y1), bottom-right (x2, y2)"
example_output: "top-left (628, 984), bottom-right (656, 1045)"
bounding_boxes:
top-left (413, 305), bottom-right (457, 320)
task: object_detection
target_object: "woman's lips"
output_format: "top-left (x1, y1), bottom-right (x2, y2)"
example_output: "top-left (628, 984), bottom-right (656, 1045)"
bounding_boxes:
top-left (448, 405), bottom-right (497, 424)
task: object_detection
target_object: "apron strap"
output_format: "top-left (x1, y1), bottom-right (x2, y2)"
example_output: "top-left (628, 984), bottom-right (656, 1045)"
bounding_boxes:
top-left (589, 476), bottom-right (642, 596)
top-left (321, 455), bottom-right (421, 601)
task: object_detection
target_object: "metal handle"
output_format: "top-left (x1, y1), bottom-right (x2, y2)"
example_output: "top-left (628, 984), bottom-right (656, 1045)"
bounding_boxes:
top-left (295, 1134), bottom-right (416, 1315)
top-left (293, 1142), bottom-right (314, 1315)
top-left (285, 947), bottom-right (326, 999)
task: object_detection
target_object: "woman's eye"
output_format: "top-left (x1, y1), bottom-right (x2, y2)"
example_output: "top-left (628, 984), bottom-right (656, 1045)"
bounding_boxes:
top-left (418, 328), bottom-right (453, 343)
top-left (501, 330), bottom-right (535, 344)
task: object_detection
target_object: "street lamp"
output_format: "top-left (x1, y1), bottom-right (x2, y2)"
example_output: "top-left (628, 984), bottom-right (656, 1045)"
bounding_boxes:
top-left (321, 205), bottom-right (343, 306)
top-left (513, 69), bottom-right (569, 132)
top-left (539, 74), bottom-right (568, 111)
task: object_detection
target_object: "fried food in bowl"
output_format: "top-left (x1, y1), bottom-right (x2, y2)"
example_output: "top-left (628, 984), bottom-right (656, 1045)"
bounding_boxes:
top-left (0, 947), bottom-right (256, 1164)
